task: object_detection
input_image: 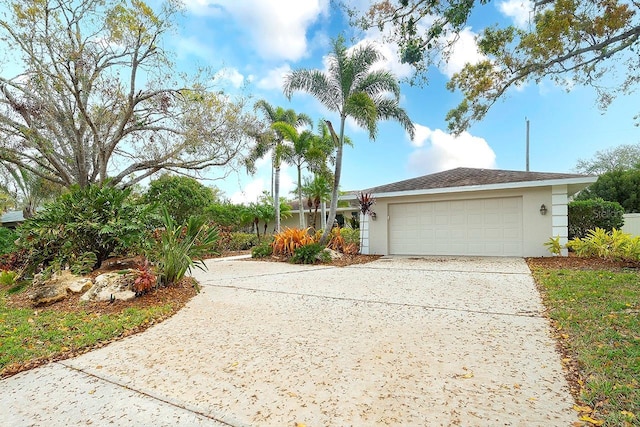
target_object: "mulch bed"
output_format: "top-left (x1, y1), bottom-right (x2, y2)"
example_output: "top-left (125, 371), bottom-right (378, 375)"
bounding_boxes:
top-left (251, 253), bottom-right (383, 267)
top-left (526, 254), bottom-right (640, 271)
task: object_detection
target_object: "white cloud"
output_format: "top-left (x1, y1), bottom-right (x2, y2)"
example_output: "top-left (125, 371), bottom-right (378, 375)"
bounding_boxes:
top-left (256, 64), bottom-right (292, 91)
top-left (440, 28), bottom-right (486, 78)
top-left (230, 159), bottom-right (296, 204)
top-left (350, 35), bottom-right (414, 80)
top-left (498, 0), bottom-right (533, 29)
top-left (407, 124), bottom-right (496, 174)
top-left (183, 0), bottom-right (330, 61)
top-left (214, 67), bottom-right (245, 88)
top-left (173, 35), bottom-right (216, 61)
top-left (231, 178), bottom-right (266, 204)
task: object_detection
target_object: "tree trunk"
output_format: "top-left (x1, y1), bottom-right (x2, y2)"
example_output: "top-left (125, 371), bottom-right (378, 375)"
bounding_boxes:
top-left (320, 118), bottom-right (344, 243)
top-left (274, 163), bottom-right (281, 233)
top-left (297, 165), bottom-right (305, 228)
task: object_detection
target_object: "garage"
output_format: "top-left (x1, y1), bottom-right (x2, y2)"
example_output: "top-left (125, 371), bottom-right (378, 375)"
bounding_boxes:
top-left (388, 197), bottom-right (523, 256)
top-left (353, 168), bottom-right (597, 257)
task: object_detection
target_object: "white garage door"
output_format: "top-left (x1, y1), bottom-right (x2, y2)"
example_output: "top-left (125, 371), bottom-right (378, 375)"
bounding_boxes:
top-left (388, 197), bottom-right (523, 256)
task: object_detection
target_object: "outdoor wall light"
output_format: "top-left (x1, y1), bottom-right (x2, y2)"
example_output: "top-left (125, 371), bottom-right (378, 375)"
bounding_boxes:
top-left (370, 212), bottom-right (377, 220)
top-left (539, 204), bottom-right (548, 215)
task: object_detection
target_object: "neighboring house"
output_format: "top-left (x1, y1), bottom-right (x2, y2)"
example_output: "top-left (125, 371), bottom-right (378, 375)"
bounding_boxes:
top-left (281, 199), bottom-right (360, 230)
top-left (0, 210), bottom-right (26, 229)
top-left (347, 168), bottom-right (596, 257)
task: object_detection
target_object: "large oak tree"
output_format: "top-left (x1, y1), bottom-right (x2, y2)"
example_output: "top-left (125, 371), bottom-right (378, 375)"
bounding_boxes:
top-left (0, 0), bottom-right (257, 188)
top-left (349, 0), bottom-right (640, 134)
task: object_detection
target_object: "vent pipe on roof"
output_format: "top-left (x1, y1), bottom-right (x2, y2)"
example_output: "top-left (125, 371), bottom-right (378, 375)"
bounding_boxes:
top-left (525, 118), bottom-right (530, 172)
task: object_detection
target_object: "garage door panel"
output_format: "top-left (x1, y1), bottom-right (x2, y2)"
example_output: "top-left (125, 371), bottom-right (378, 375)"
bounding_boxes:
top-left (389, 197), bottom-right (523, 256)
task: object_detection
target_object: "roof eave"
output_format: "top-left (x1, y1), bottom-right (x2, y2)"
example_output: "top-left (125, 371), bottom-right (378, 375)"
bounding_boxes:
top-left (341, 176), bottom-right (597, 200)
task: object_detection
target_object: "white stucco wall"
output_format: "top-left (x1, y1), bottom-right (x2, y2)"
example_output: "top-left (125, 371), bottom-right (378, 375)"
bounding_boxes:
top-left (366, 187), bottom-right (555, 257)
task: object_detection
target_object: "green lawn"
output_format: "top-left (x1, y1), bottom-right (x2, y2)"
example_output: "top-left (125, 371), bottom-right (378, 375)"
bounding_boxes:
top-left (531, 267), bottom-right (640, 426)
top-left (0, 290), bottom-right (175, 377)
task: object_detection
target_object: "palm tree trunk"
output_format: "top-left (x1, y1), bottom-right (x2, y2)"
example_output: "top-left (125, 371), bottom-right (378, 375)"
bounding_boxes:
top-left (320, 118), bottom-right (344, 243)
top-left (297, 165), bottom-right (305, 228)
top-left (274, 164), bottom-right (281, 233)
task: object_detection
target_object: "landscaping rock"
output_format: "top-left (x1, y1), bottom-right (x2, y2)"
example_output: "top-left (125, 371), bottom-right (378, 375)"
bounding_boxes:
top-left (30, 270), bottom-right (94, 306)
top-left (322, 248), bottom-right (343, 261)
top-left (81, 271), bottom-right (136, 302)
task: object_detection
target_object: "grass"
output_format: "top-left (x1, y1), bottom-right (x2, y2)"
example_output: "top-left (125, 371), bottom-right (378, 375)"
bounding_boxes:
top-left (531, 267), bottom-right (640, 426)
top-left (0, 289), bottom-right (175, 377)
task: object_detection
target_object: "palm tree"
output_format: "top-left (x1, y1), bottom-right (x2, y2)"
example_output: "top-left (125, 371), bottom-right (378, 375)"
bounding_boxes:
top-left (272, 120), bottom-right (335, 228)
top-left (245, 101), bottom-right (312, 233)
top-left (284, 36), bottom-right (415, 242)
top-left (301, 174), bottom-right (332, 229)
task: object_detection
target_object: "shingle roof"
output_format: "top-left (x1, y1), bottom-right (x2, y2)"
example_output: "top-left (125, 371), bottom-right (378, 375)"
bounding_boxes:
top-left (1, 210), bottom-right (25, 225)
top-left (361, 167), bottom-right (592, 194)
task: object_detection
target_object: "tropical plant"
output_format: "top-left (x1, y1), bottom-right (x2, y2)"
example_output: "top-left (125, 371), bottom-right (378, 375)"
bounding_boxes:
top-left (299, 175), bottom-right (332, 230)
top-left (18, 184), bottom-right (155, 274)
top-left (245, 101), bottom-right (312, 232)
top-left (271, 228), bottom-right (316, 257)
top-left (151, 208), bottom-right (218, 285)
top-left (291, 243), bottom-right (329, 264)
top-left (0, 270), bottom-right (17, 286)
top-left (70, 252), bottom-right (98, 276)
top-left (543, 236), bottom-right (562, 256)
top-left (0, 227), bottom-right (17, 255)
top-left (284, 36), bottom-right (415, 243)
top-left (132, 260), bottom-right (158, 296)
top-left (566, 228), bottom-right (638, 260)
top-left (357, 191), bottom-right (376, 236)
top-left (144, 175), bottom-right (216, 225)
top-left (273, 121), bottom-right (335, 229)
top-left (251, 240), bottom-right (274, 258)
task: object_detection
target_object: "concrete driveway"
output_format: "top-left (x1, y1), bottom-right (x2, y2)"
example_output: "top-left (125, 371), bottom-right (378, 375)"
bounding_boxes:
top-left (2, 257), bottom-right (576, 426)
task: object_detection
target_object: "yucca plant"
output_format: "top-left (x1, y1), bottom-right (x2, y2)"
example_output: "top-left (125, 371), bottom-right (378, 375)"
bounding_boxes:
top-left (271, 227), bottom-right (315, 256)
top-left (152, 208), bottom-right (219, 285)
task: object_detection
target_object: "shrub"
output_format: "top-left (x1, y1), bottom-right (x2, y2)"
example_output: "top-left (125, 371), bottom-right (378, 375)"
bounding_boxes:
top-left (144, 175), bottom-right (215, 225)
top-left (18, 184), bottom-right (155, 274)
top-left (340, 227), bottom-right (360, 247)
top-left (151, 208), bottom-right (218, 285)
top-left (0, 270), bottom-right (17, 286)
top-left (215, 230), bottom-right (257, 252)
top-left (272, 227), bottom-right (315, 256)
top-left (326, 227), bottom-right (359, 255)
top-left (566, 228), bottom-right (640, 261)
top-left (0, 227), bottom-right (17, 255)
top-left (205, 203), bottom-right (250, 231)
top-left (251, 240), bottom-right (273, 258)
top-left (544, 236), bottom-right (562, 255)
top-left (568, 198), bottom-right (624, 239)
top-left (229, 232), bottom-right (258, 251)
top-left (70, 252), bottom-right (98, 275)
top-left (291, 243), bottom-right (328, 264)
top-left (132, 260), bottom-right (157, 295)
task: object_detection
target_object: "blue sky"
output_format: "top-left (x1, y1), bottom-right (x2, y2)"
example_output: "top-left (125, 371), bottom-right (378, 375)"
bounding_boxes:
top-left (165, 0), bottom-right (639, 203)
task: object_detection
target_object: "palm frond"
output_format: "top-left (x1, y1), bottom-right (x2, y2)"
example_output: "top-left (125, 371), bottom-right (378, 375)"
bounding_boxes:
top-left (375, 98), bottom-right (415, 140)
top-left (355, 70), bottom-right (401, 100)
top-left (345, 92), bottom-right (379, 140)
top-left (284, 69), bottom-right (341, 112)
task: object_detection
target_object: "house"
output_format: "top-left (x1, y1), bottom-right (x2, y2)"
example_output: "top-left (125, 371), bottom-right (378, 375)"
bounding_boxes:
top-left (280, 199), bottom-right (360, 230)
top-left (347, 168), bottom-right (596, 257)
top-left (0, 210), bottom-right (26, 229)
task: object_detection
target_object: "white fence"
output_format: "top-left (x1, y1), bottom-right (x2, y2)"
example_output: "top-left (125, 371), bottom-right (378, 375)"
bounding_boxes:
top-left (622, 213), bottom-right (640, 235)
